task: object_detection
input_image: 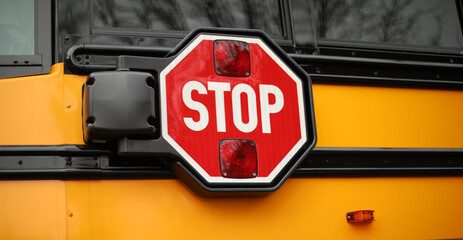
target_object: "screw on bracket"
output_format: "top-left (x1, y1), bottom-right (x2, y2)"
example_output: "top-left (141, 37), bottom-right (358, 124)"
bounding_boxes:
top-left (65, 157), bottom-right (72, 166)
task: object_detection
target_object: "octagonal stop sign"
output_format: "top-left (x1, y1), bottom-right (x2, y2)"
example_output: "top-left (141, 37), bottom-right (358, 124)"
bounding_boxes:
top-left (160, 29), bottom-right (316, 191)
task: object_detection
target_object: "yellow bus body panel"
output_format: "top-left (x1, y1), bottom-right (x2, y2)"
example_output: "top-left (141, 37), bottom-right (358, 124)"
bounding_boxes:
top-left (0, 181), bottom-right (67, 240)
top-left (1, 178), bottom-right (463, 240)
top-left (314, 84), bottom-right (463, 148)
top-left (0, 64), bottom-right (462, 147)
top-left (0, 63), bottom-right (85, 145)
top-left (1, 64), bottom-right (463, 239)
top-left (64, 178), bottom-right (463, 240)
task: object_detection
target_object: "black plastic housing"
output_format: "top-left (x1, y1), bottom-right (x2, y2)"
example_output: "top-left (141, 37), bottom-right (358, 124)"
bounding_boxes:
top-left (83, 71), bottom-right (156, 143)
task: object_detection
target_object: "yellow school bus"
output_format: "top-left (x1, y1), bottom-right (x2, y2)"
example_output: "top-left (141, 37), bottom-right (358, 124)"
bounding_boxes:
top-left (1, 0), bottom-right (463, 239)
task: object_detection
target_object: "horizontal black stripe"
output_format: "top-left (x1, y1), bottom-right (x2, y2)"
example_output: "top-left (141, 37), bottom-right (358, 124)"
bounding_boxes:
top-left (0, 145), bottom-right (462, 179)
top-left (64, 44), bottom-right (463, 90)
top-left (290, 54), bottom-right (463, 89)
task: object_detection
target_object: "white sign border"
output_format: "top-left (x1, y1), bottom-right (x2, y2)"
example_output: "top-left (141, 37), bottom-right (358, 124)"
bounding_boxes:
top-left (160, 34), bottom-right (307, 184)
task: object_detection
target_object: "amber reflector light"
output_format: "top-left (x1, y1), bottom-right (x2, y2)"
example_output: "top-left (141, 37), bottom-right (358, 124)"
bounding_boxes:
top-left (346, 210), bottom-right (375, 223)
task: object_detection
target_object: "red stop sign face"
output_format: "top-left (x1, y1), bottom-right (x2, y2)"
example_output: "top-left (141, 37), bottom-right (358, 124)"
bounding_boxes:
top-left (160, 34), bottom-right (307, 184)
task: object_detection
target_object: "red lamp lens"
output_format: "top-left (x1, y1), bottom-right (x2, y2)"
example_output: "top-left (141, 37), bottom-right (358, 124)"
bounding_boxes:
top-left (219, 139), bottom-right (257, 178)
top-left (213, 40), bottom-right (250, 77)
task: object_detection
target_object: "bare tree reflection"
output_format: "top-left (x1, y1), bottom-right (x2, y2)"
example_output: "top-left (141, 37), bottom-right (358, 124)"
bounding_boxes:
top-left (58, 0), bottom-right (89, 35)
top-left (94, 0), bottom-right (120, 27)
top-left (131, 0), bottom-right (188, 30)
top-left (91, 0), bottom-right (283, 38)
top-left (314, 0), bottom-right (463, 48)
top-left (429, 11), bottom-right (445, 47)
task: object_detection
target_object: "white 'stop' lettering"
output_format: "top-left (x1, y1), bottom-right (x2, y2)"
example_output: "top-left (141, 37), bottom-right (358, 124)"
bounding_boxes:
top-left (182, 81), bottom-right (284, 133)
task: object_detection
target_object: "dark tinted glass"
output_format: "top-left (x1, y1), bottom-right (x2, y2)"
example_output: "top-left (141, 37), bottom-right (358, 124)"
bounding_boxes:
top-left (0, 0), bottom-right (35, 55)
top-left (291, 0), bottom-right (316, 48)
top-left (313, 0), bottom-right (463, 49)
top-left (93, 0), bottom-right (284, 38)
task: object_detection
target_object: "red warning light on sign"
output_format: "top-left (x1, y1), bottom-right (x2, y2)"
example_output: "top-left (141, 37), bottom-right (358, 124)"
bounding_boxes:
top-left (219, 139), bottom-right (257, 178)
top-left (213, 40), bottom-right (251, 77)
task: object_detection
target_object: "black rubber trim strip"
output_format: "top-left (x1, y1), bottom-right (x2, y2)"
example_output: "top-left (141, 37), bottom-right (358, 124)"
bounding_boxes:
top-left (289, 54), bottom-right (463, 69)
top-left (314, 147), bottom-right (463, 153)
top-left (0, 169), bottom-right (176, 180)
top-left (290, 54), bottom-right (463, 89)
top-left (316, 39), bottom-right (462, 55)
top-left (293, 167), bottom-right (463, 177)
top-left (64, 43), bottom-right (463, 89)
top-left (0, 145), bottom-right (110, 156)
top-left (0, 145), bottom-right (175, 180)
top-left (296, 147), bottom-right (463, 177)
top-left (65, 44), bottom-right (172, 74)
top-left (0, 146), bottom-right (462, 179)
top-left (310, 74), bottom-right (462, 89)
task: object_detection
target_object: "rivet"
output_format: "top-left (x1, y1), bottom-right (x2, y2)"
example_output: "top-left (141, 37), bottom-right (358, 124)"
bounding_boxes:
top-left (68, 212), bottom-right (74, 217)
top-left (223, 172), bottom-right (227, 176)
top-left (65, 103), bottom-right (71, 108)
top-left (66, 157), bottom-right (72, 166)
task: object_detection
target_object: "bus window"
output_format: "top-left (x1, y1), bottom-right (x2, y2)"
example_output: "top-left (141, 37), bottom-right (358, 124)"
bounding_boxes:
top-left (92, 0), bottom-right (284, 39)
top-left (313, 0), bottom-right (463, 50)
top-left (0, 0), bottom-right (35, 55)
top-left (59, 0), bottom-right (295, 68)
top-left (0, 0), bottom-right (51, 79)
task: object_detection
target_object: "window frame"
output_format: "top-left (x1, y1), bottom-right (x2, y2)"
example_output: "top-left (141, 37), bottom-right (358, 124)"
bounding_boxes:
top-left (0, 0), bottom-right (52, 79)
